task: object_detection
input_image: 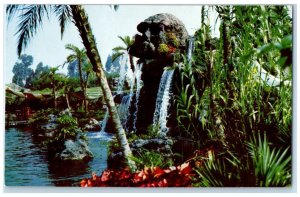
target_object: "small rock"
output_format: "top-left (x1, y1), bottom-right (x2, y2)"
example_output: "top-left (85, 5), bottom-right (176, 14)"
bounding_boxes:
top-left (59, 108), bottom-right (72, 117)
top-left (40, 122), bottom-right (57, 131)
top-left (84, 118), bottom-right (101, 131)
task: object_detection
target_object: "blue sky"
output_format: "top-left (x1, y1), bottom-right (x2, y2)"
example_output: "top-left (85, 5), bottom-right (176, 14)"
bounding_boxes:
top-left (4, 5), bottom-right (221, 84)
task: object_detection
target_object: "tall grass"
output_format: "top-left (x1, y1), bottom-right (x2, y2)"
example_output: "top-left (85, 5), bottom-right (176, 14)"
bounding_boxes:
top-left (176, 5), bottom-right (292, 186)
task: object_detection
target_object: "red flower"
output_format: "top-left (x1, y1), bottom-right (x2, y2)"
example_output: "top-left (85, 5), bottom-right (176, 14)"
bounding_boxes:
top-left (101, 170), bottom-right (111, 182)
top-left (168, 46), bottom-right (177, 53)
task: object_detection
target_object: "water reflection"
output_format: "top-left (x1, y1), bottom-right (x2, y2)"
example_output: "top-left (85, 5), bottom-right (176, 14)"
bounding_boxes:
top-left (5, 127), bottom-right (110, 186)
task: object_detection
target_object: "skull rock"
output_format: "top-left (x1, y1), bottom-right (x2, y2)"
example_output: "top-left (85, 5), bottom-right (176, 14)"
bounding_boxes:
top-left (129, 13), bottom-right (188, 63)
top-left (129, 13), bottom-right (188, 135)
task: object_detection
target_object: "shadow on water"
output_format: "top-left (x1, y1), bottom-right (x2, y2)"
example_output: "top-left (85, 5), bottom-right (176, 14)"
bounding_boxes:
top-left (47, 160), bottom-right (90, 186)
top-left (5, 127), bottom-right (111, 186)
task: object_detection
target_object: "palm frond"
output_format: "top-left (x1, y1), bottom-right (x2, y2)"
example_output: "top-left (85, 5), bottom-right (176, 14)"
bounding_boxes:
top-left (65, 43), bottom-right (76, 51)
top-left (112, 52), bottom-right (124, 62)
top-left (6, 4), bottom-right (22, 22)
top-left (13, 5), bottom-right (50, 56)
top-left (66, 54), bottom-right (77, 63)
top-left (118, 35), bottom-right (133, 47)
top-left (83, 64), bottom-right (92, 72)
top-left (54, 5), bottom-right (72, 39)
top-left (112, 46), bottom-right (126, 52)
top-left (109, 5), bottom-right (119, 11)
top-left (65, 43), bottom-right (86, 63)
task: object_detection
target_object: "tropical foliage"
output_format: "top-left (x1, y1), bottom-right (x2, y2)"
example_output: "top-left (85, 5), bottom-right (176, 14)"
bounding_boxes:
top-left (6, 5), bottom-right (292, 187)
top-left (65, 44), bottom-right (89, 113)
top-left (175, 5), bottom-right (292, 186)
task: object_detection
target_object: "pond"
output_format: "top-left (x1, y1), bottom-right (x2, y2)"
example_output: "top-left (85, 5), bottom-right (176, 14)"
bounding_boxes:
top-left (5, 127), bottom-right (113, 186)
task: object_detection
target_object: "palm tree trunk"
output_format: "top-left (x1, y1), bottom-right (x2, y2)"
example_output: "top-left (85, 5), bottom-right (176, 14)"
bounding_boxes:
top-left (52, 78), bottom-right (57, 109)
top-left (78, 60), bottom-right (87, 113)
top-left (85, 72), bottom-right (90, 90)
top-left (70, 5), bottom-right (136, 171)
top-left (65, 93), bottom-right (71, 110)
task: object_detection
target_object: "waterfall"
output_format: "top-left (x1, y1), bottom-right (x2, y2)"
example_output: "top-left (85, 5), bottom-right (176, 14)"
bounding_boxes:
top-left (133, 63), bottom-right (144, 131)
top-left (116, 55), bottom-right (128, 94)
top-left (122, 61), bottom-right (137, 131)
top-left (152, 69), bottom-right (175, 135)
top-left (118, 95), bottom-right (132, 128)
top-left (100, 111), bottom-right (109, 132)
top-left (187, 36), bottom-right (195, 63)
top-left (87, 110), bottom-right (114, 138)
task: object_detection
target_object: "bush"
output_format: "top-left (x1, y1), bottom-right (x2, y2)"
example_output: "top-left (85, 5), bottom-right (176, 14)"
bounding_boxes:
top-left (158, 43), bottom-right (169, 54)
top-left (131, 149), bottom-right (174, 169)
top-left (193, 134), bottom-right (291, 187)
top-left (28, 108), bottom-right (58, 127)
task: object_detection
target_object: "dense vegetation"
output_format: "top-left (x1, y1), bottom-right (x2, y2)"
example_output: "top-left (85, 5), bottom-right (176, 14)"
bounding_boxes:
top-left (90, 5), bottom-right (292, 187)
top-left (175, 6), bottom-right (292, 187)
top-left (6, 5), bottom-right (292, 187)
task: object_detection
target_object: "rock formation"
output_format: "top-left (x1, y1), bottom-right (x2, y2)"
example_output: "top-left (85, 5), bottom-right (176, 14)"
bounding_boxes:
top-left (128, 13), bottom-right (188, 134)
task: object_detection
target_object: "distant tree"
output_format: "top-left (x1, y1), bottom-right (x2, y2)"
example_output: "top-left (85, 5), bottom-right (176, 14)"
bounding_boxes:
top-left (35, 62), bottom-right (50, 76)
top-left (60, 77), bottom-right (78, 110)
top-left (25, 62), bottom-right (50, 89)
top-left (65, 44), bottom-right (88, 113)
top-left (82, 63), bottom-right (93, 90)
top-left (105, 53), bottom-right (122, 74)
top-left (12, 54), bottom-right (33, 87)
top-left (105, 54), bottom-right (113, 72)
top-left (67, 60), bottom-right (79, 77)
top-left (24, 69), bottom-right (34, 88)
top-left (40, 66), bottom-right (61, 109)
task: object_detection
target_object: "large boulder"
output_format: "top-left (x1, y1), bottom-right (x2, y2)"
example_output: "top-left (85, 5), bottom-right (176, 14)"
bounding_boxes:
top-left (55, 138), bottom-right (93, 161)
top-left (131, 138), bottom-right (174, 156)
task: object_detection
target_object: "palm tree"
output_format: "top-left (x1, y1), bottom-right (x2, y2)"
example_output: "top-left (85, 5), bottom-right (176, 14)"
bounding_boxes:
top-left (65, 44), bottom-right (88, 113)
top-left (62, 77), bottom-right (78, 110)
top-left (82, 63), bottom-right (93, 92)
top-left (40, 66), bottom-right (59, 109)
top-left (6, 5), bottom-right (136, 171)
top-left (112, 35), bottom-right (135, 72)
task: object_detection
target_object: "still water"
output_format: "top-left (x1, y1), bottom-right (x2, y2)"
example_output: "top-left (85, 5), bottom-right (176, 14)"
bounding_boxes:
top-left (5, 127), bottom-right (113, 186)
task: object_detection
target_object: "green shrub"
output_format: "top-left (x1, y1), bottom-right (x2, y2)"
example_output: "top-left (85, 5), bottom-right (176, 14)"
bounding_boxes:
top-left (55, 114), bottom-right (81, 141)
top-left (28, 108), bottom-right (58, 126)
top-left (166, 32), bottom-right (180, 48)
top-left (131, 149), bottom-right (174, 169)
top-left (193, 133), bottom-right (291, 187)
top-left (158, 43), bottom-right (169, 53)
top-left (247, 134), bottom-right (291, 186)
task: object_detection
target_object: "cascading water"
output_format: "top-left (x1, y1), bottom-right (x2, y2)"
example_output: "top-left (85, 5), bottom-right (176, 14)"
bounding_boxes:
top-left (187, 36), bottom-right (195, 63)
top-left (133, 63), bottom-right (144, 131)
top-left (116, 59), bottom-right (136, 131)
top-left (152, 69), bottom-right (175, 135)
top-left (99, 54), bottom-right (132, 134)
top-left (118, 94), bottom-right (132, 128)
top-left (116, 55), bottom-right (128, 94)
top-left (100, 111), bottom-right (109, 133)
top-left (122, 61), bottom-right (137, 131)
